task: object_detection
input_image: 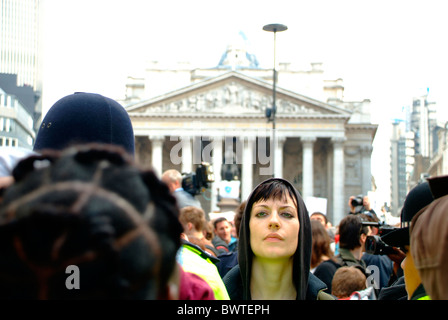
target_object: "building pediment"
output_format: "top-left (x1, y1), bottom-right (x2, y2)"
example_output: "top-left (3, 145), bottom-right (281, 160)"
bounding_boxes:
top-left (126, 71), bottom-right (350, 120)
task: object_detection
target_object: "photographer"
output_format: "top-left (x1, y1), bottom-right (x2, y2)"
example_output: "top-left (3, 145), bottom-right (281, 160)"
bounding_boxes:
top-left (359, 213), bottom-right (395, 290)
top-left (161, 169), bottom-right (202, 209)
top-left (313, 215), bottom-right (370, 294)
top-left (348, 195), bottom-right (378, 219)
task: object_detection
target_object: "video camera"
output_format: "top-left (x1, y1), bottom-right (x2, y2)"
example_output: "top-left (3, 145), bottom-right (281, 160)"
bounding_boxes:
top-left (182, 162), bottom-right (215, 196)
top-left (351, 195), bottom-right (364, 207)
top-left (363, 221), bottom-right (399, 255)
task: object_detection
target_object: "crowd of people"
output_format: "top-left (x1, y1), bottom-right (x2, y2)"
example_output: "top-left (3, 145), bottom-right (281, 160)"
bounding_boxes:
top-left (0, 92), bottom-right (446, 300)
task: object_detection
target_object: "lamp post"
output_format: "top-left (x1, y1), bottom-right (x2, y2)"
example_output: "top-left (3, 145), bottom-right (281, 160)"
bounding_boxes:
top-left (263, 23), bottom-right (287, 177)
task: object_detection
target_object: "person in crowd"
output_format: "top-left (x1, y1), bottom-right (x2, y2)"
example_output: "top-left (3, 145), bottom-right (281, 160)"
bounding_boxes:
top-left (177, 233), bottom-right (230, 300)
top-left (331, 266), bottom-right (367, 299)
top-left (179, 206), bottom-right (219, 257)
top-left (33, 92), bottom-right (135, 156)
top-left (0, 143), bottom-right (185, 299)
top-left (336, 215), bottom-right (370, 272)
top-left (212, 217), bottom-right (237, 253)
top-left (313, 215), bottom-right (370, 294)
top-left (409, 175), bottom-right (448, 300)
top-left (310, 220), bottom-right (335, 273)
top-left (310, 211), bottom-right (327, 226)
top-left (222, 178), bottom-right (334, 300)
top-left (216, 201), bottom-right (245, 278)
top-left (169, 262), bottom-right (216, 300)
top-left (348, 194), bottom-right (378, 219)
top-left (310, 211), bottom-right (336, 251)
top-left (203, 220), bottom-right (214, 242)
top-left (358, 212), bottom-right (395, 290)
top-left (161, 169), bottom-right (202, 209)
top-left (380, 181), bottom-right (434, 300)
top-left (233, 201), bottom-right (245, 238)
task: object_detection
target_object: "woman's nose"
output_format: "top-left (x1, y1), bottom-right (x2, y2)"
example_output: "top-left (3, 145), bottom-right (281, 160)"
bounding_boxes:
top-left (268, 212), bottom-right (281, 229)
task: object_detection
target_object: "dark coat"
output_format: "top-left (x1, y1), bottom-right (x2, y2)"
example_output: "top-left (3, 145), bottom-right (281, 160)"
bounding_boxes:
top-left (223, 264), bottom-right (333, 300)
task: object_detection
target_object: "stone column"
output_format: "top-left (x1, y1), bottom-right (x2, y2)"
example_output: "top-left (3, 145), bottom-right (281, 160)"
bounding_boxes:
top-left (241, 136), bottom-right (256, 201)
top-left (274, 136), bottom-right (286, 179)
top-left (181, 136), bottom-right (193, 174)
top-left (210, 136), bottom-right (222, 212)
top-left (332, 137), bottom-right (346, 226)
top-left (301, 137), bottom-right (316, 200)
top-left (361, 145), bottom-right (373, 195)
top-left (149, 135), bottom-right (164, 177)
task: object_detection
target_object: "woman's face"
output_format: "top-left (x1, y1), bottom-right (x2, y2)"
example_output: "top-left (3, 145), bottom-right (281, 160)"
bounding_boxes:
top-left (249, 193), bottom-right (300, 260)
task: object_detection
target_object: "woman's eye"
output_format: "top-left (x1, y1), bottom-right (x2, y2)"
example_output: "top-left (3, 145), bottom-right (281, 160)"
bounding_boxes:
top-left (255, 211), bottom-right (268, 217)
top-left (281, 211), bottom-right (294, 218)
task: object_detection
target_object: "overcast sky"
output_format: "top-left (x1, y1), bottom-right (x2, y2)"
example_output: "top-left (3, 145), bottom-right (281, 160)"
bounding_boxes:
top-left (41, 0), bottom-right (448, 206)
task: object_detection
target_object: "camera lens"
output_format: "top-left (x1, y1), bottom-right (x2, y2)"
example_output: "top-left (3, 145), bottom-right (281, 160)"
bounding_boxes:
top-left (365, 236), bottom-right (376, 254)
top-left (351, 196), bottom-right (363, 207)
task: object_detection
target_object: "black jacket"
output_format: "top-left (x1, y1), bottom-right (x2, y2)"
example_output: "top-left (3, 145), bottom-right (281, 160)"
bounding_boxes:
top-left (223, 264), bottom-right (333, 300)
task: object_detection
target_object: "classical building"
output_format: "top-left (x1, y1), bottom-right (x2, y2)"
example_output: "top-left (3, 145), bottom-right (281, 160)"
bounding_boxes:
top-left (122, 37), bottom-right (377, 225)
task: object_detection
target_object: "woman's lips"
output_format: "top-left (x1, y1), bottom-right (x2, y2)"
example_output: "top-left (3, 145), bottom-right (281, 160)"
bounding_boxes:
top-left (264, 233), bottom-right (284, 242)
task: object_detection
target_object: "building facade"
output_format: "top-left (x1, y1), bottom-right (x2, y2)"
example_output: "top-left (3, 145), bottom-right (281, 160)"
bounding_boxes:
top-left (0, 0), bottom-right (43, 130)
top-left (390, 121), bottom-right (410, 216)
top-left (0, 85), bottom-right (35, 149)
top-left (389, 93), bottom-right (448, 216)
top-left (122, 39), bottom-right (377, 225)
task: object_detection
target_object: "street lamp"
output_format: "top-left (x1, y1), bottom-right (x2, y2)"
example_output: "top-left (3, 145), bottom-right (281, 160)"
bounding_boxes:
top-left (263, 23), bottom-right (287, 177)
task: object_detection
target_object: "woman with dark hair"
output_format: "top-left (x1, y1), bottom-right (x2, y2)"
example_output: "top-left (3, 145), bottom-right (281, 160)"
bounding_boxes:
top-left (310, 220), bottom-right (335, 272)
top-left (222, 178), bottom-right (333, 300)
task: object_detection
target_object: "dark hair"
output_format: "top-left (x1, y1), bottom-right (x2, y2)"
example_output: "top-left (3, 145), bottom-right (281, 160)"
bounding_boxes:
top-left (247, 179), bottom-right (298, 212)
top-left (0, 143), bottom-right (182, 299)
top-left (234, 201), bottom-right (246, 238)
top-left (310, 220), bottom-right (334, 268)
top-left (310, 211), bottom-right (328, 225)
top-left (338, 215), bottom-right (369, 250)
top-left (213, 217), bottom-right (229, 230)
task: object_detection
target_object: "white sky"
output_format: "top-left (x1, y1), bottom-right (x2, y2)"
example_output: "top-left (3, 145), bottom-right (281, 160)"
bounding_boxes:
top-left (41, 0), bottom-right (448, 207)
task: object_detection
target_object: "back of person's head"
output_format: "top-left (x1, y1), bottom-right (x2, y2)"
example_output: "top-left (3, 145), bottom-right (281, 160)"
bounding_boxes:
top-left (331, 266), bottom-right (367, 299)
top-left (358, 212), bottom-right (379, 223)
top-left (310, 219), bottom-right (333, 268)
top-left (33, 93), bottom-right (135, 155)
top-left (382, 181), bottom-right (434, 249)
top-left (204, 221), bottom-right (214, 241)
top-left (161, 169), bottom-right (182, 184)
top-left (411, 194), bottom-right (448, 300)
top-left (179, 206), bottom-right (206, 232)
top-left (338, 215), bottom-right (369, 250)
top-left (233, 201), bottom-right (246, 238)
top-left (0, 143), bottom-right (182, 299)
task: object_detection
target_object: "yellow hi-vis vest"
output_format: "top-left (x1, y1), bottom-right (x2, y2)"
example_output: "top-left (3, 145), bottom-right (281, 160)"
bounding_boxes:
top-left (177, 243), bottom-right (230, 300)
